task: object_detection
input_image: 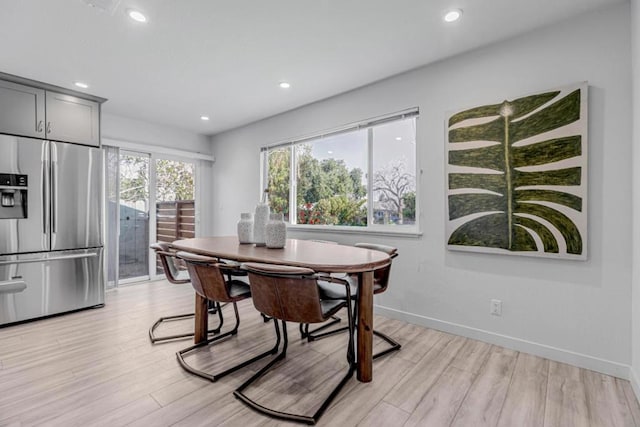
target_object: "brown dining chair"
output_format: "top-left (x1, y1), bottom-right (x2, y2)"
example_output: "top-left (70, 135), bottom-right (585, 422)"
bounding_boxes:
top-left (298, 239), bottom-right (342, 339)
top-left (306, 243), bottom-right (401, 359)
top-left (148, 242), bottom-right (223, 343)
top-left (175, 252), bottom-right (279, 382)
top-left (235, 262), bottom-right (355, 425)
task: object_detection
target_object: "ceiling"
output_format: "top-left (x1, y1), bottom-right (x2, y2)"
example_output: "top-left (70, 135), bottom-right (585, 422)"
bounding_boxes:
top-left (0, 0), bottom-right (625, 136)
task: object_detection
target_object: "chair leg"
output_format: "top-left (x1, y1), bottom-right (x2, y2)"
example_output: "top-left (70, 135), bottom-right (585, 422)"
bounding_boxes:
top-left (176, 302), bottom-right (279, 382)
top-left (303, 301), bottom-right (401, 359)
top-left (372, 330), bottom-right (401, 359)
top-left (149, 301), bottom-right (225, 343)
top-left (235, 317), bottom-right (356, 425)
top-left (299, 315), bottom-right (341, 340)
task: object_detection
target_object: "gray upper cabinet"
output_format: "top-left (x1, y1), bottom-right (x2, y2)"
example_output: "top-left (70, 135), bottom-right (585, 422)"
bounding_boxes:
top-left (45, 92), bottom-right (100, 146)
top-left (0, 80), bottom-right (46, 139)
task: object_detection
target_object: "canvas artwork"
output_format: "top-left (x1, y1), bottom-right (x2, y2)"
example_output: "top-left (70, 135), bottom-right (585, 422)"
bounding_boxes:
top-left (445, 82), bottom-right (588, 260)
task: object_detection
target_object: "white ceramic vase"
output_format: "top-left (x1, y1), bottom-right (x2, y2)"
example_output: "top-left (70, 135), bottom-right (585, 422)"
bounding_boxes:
top-left (253, 201), bottom-right (270, 246)
top-left (237, 212), bottom-right (253, 244)
top-left (265, 213), bottom-right (287, 249)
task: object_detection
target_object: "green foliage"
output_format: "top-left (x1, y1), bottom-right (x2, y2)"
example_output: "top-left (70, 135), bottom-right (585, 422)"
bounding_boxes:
top-left (402, 191), bottom-right (416, 222)
top-left (119, 154), bottom-right (148, 203)
top-left (156, 159), bottom-right (194, 201)
top-left (267, 148), bottom-right (290, 216)
top-left (119, 155), bottom-right (194, 204)
top-left (268, 144), bottom-right (367, 226)
top-left (447, 87), bottom-right (585, 254)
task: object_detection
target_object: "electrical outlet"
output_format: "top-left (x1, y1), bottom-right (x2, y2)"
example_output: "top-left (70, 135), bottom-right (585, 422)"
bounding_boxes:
top-left (490, 299), bottom-right (502, 316)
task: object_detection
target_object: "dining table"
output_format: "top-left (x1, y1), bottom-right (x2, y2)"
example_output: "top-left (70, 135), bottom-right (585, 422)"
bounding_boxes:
top-left (170, 236), bottom-right (392, 383)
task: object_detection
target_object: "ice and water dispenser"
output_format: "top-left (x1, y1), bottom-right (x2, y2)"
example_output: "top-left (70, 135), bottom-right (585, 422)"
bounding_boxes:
top-left (0, 173), bottom-right (28, 219)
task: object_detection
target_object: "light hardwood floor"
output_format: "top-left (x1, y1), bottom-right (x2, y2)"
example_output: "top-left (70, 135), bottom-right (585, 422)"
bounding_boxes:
top-left (0, 280), bottom-right (639, 427)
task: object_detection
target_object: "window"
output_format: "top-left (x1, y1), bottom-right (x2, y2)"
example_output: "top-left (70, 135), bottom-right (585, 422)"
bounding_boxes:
top-left (262, 110), bottom-right (418, 230)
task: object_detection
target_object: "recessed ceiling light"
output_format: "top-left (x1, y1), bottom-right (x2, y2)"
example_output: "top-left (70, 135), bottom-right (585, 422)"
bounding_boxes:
top-left (395, 137), bottom-right (402, 141)
top-left (200, 116), bottom-right (210, 121)
top-left (443, 9), bottom-right (462, 23)
top-left (327, 151), bottom-right (333, 154)
top-left (74, 82), bottom-right (89, 89)
top-left (279, 81), bottom-right (291, 89)
top-left (127, 9), bottom-right (147, 22)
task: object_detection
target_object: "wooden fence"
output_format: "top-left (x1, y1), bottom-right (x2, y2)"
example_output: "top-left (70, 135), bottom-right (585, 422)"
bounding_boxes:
top-left (156, 200), bottom-right (195, 273)
top-left (156, 200), bottom-right (196, 242)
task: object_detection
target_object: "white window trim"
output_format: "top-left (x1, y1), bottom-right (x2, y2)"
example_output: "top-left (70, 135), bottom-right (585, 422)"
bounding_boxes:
top-left (260, 109), bottom-right (421, 236)
top-left (103, 138), bottom-right (215, 162)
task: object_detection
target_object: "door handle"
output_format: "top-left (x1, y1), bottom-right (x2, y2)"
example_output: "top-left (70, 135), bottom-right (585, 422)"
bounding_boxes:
top-left (41, 142), bottom-right (48, 236)
top-left (46, 122), bottom-right (52, 135)
top-left (0, 253), bottom-right (97, 266)
top-left (37, 120), bottom-right (43, 133)
top-left (51, 142), bottom-right (57, 233)
top-left (0, 279), bottom-right (27, 294)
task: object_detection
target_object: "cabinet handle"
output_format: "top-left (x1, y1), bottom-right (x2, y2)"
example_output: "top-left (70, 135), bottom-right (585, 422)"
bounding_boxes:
top-left (46, 122), bottom-right (52, 134)
top-left (37, 120), bottom-right (43, 133)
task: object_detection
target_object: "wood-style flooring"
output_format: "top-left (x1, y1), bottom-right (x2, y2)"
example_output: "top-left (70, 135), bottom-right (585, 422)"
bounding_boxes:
top-left (0, 280), bottom-right (638, 426)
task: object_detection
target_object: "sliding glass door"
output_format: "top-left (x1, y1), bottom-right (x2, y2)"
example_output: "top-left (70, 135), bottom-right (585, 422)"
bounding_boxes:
top-left (105, 147), bottom-right (198, 286)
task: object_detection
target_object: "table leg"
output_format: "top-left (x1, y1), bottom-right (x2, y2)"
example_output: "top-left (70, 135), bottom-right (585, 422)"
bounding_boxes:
top-left (357, 271), bottom-right (374, 382)
top-left (194, 293), bottom-right (208, 343)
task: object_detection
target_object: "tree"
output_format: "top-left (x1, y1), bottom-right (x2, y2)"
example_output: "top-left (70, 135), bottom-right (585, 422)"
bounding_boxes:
top-left (156, 159), bottom-right (194, 201)
top-left (268, 144), bottom-right (367, 226)
top-left (267, 148), bottom-right (290, 217)
top-left (402, 191), bottom-right (416, 224)
top-left (119, 154), bottom-right (148, 204)
top-left (119, 155), bottom-right (195, 205)
top-left (373, 162), bottom-right (415, 224)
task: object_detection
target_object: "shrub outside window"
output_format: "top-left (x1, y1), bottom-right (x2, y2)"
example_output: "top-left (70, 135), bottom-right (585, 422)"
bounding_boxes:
top-left (263, 110), bottom-right (418, 231)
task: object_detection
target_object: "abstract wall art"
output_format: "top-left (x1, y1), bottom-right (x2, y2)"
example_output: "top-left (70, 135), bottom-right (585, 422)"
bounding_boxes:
top-left (446, 82), bottom-right (588, 260)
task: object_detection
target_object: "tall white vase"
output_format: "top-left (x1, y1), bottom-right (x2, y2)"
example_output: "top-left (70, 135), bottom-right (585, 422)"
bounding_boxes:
top-left (253, 191), bottom-right (270, 246)
top-left (265, 213), bottom-right (287, 249)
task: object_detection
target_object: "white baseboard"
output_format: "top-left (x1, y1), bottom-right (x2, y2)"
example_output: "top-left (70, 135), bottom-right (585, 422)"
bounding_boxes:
top-left (375, 304), bottom-right (630, 379)
top-left (630, 367), bottom-right (640, 403)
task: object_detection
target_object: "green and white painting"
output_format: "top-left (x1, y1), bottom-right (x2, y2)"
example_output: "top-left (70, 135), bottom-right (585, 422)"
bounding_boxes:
top-left (446, 82), bottom-right (588, 260)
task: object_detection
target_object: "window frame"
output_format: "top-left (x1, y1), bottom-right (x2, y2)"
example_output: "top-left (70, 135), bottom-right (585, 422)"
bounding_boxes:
top-left (260, 109), bottom-right (421, 236)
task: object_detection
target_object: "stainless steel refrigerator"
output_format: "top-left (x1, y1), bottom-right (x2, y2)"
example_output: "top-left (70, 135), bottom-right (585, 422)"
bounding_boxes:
top-left (0, 134), bottom-right (104, 326)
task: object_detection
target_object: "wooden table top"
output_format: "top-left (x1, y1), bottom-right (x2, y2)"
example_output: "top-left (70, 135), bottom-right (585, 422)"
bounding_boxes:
top-left (171, 236), bottom-right (391, 273)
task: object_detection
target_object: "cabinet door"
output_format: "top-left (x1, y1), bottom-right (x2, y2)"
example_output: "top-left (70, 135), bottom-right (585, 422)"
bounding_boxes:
top-left (45, 92), bottom-right (100, 146)
top-left (0, 80), bottom-right (46, 138)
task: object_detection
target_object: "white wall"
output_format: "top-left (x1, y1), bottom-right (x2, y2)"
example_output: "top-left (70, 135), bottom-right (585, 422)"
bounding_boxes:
top-left (102, 112), bottom-right (214, 237)
top-left (211, 4), bottom-right (632, 376)
top-left (102, 112), bottom-right (212, 155)
top-left (631, 0), bottom-right (640, 395)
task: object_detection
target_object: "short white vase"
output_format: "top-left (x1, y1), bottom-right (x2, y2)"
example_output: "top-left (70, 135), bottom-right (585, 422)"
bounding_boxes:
top-left (265, 213), bottom-right (287, 249)
top-left (237, 212), bottom-right (253, 244)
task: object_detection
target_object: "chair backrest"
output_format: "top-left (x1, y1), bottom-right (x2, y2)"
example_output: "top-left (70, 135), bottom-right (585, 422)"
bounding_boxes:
top-left (354, 243), bottom-right (398, 292)
top-left (177, 251), bottom-right (240, 302)
top-left (244, 263), bottom-right (329, 324)
top-left (150, 242), bottom-right (189, 284)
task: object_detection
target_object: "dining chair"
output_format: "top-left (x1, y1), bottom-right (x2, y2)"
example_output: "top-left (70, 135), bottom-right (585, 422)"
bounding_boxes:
top-left (235, 262), bottom-right (355, 425)
top-left (298, 239), bottom-right (343, 339)
top-left (175, 251), bottom-right (279, 382)
top-left (148, 242), bottom-right (223, 343)
top-left (306, 243), bottom-right (401, 359)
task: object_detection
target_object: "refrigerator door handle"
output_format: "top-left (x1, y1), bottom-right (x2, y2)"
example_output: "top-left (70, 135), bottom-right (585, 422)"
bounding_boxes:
top-left (41, 142), bottom-right (49, 237)
top-left (0, 253), bottom-right (97, 266)
top-left (0, 279), bottom-right (27, 294)
top-left (51, 142), bottom-right (57, 234)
